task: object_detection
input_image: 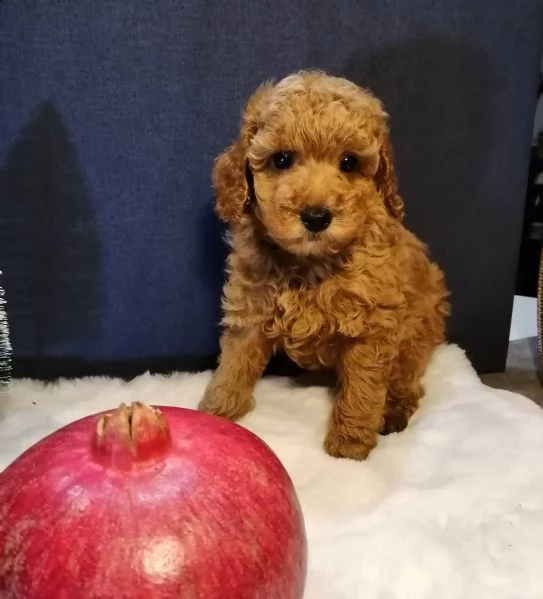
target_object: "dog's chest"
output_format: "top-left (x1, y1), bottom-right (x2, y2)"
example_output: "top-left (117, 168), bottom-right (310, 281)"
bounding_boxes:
top-left (264, 283), bottom-right (367, 369)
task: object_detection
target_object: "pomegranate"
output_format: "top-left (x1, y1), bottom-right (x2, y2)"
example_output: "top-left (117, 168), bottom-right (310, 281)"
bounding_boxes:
top-left (0, 403), bottom-right (307, 598)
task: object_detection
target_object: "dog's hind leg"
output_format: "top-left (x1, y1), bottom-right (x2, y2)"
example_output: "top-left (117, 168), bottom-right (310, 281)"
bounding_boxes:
top-left (381, 334), bottom-right (437, 436)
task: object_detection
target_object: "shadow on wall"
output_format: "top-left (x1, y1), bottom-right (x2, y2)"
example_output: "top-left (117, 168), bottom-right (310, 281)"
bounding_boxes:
top-left (341, 39), bottom-right (507, 370)
top-left (197, 194), bottom-right (228, 351)
top-left (342, 37), bottom-right (497, 250)
top-left (0, 102), bottom-right (102, 374)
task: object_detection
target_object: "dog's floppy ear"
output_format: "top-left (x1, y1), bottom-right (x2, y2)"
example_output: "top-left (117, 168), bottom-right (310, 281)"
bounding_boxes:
top-left (212, 141), bottom-right (248, 223)
top-left (375, 131), bottom-right (405, 222)
top-left (213, 82), bottom-right (274, 224)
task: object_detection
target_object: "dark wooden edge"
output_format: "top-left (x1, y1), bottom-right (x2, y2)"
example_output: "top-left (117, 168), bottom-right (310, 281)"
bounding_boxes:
top-left (12, 352), bottom-right (304, 382)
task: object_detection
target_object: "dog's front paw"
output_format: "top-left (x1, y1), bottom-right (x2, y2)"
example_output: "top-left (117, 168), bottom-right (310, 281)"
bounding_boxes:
top-left (381, 403), bottom-right (417, 435)
top-left (198, 383), bottom-right (255, 421)
top-left (324, 425), bottom-right (378, 461)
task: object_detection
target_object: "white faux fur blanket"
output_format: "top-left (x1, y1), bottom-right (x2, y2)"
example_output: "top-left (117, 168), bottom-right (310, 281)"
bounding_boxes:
top-left (2, 345), bottom-right (543, 599)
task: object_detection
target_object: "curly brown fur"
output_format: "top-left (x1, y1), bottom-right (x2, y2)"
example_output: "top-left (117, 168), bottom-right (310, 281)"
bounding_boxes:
top-left (201, 71), bottom-right (449, 460)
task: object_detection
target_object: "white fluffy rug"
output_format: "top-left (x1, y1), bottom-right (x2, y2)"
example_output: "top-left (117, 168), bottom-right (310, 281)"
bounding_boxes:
top-left (2, 344), bottom-right (543, 599)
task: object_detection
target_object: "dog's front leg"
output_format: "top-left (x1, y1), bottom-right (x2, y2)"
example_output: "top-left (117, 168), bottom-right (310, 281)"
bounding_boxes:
top-left (324, 336), bottom-right (396, 460)
top-left (199, 327), bottom-right (273, 420)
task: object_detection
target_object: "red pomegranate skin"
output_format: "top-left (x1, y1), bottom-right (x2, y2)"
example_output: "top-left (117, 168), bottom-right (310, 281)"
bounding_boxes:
top-left (0, 405), bottom-right (307, 599)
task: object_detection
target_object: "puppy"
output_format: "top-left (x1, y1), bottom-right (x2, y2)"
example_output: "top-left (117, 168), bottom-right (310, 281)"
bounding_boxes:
top-left (200, 71), bottom-right (449, 460)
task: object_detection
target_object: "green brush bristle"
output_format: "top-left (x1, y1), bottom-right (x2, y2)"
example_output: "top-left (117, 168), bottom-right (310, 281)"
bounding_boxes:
top-left (0, 271), bottom-right (12, 393)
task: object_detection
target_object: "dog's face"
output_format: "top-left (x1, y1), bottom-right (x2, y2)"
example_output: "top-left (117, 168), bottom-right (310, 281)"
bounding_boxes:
top-left (214, 71), bottom-right (404, 257)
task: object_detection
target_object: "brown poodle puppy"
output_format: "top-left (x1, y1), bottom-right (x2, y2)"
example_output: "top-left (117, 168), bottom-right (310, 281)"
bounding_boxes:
top-left (200, 71), bottom-right (449, 460)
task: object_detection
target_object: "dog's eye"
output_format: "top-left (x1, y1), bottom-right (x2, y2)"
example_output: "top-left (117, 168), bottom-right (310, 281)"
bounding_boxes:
top-left (340, 155), bottom-right (358, 173)
top-left (272, 151), bottom-right (294, 170)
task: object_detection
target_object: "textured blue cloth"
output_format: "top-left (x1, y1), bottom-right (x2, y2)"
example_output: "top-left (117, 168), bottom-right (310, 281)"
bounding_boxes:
top-left (1, 1), bottom-right (542, 375)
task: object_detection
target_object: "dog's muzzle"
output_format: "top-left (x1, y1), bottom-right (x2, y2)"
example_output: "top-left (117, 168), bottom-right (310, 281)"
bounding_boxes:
top-left (300, 206), bottom-right (333, 233)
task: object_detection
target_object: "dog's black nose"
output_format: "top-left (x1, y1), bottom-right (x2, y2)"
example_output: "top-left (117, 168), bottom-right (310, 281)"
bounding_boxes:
top-left (300, 206), bottom-right (332, 232)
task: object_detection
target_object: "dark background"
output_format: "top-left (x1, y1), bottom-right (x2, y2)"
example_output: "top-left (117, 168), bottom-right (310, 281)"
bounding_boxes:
top-left (1, 0), bottom-right (542, 378)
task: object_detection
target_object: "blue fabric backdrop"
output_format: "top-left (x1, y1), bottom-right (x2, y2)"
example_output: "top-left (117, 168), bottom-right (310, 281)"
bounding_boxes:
top-left (1, 0), bottom-right (542, 375)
